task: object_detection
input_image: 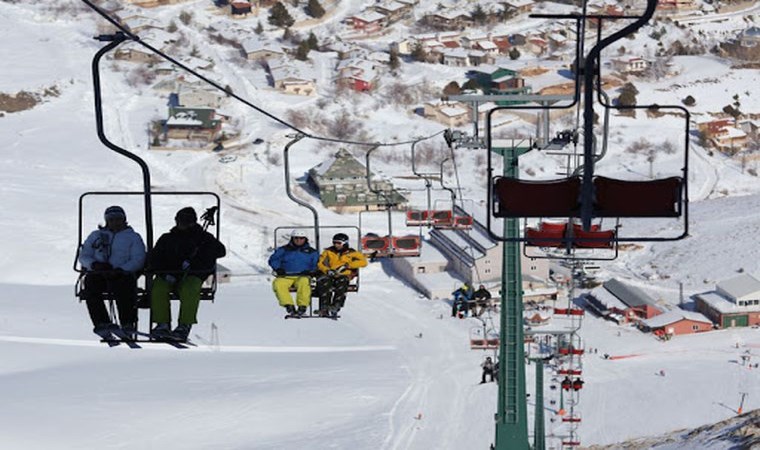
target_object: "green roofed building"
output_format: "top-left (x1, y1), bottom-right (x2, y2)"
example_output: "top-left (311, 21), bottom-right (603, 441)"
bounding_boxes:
top-left (308, 148), bottom-right (407, 212)
top-left (164, 106), bottom-right (222, 143)
top-left (467, 65), bottom-right (532, 106)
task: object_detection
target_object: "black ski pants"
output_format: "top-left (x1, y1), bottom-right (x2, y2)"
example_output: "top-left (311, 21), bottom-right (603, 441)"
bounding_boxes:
top-left (316, 274), bottom-right (350, 311)
top-left (83, 271), bottom-right (138, 328)
top-left (482, 368), bottom-right (495, 383)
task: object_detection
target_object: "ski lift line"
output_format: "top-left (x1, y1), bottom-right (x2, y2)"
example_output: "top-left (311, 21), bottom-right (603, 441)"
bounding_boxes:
top-left (79, 0), bottom-right (444, 149)
top-left (446, 145), bottom-right (482, 285)
top-left (91, 35), bottom-right (153, 249)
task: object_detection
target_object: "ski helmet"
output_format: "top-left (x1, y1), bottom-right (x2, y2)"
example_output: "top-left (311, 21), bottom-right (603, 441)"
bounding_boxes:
top-left (332, 233), bottom-right (349, 245)
top-left (104, 205), bottom-right (126, 221)
top-left (291, 229), bottom-right (308, 239)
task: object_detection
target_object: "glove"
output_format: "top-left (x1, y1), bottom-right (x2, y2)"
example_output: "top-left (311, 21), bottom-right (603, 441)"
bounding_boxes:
top-left (327, 269), bottom-right (338, 277)
top-left (163, 274), bottom-right (177, 285)
top-left (182, 260), bottom-right (191, 271)
top-left (274, 268), bottom-right (286, 276)
top-left (92, 262), bottom-right (112, 271)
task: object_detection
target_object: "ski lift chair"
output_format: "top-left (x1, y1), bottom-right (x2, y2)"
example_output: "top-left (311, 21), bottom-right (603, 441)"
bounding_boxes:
top-left (273, 226), bottom-right (361, 295)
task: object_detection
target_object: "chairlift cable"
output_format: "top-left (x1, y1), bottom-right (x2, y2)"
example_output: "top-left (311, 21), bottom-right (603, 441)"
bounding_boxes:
top-left (79, 0), bottom-right (444, 149)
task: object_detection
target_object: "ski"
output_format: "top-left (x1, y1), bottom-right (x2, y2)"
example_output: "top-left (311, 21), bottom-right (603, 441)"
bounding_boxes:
top-left (110, 328), bottom-right (142, 349)
top-left (134, 331), bottom-right (190, 349)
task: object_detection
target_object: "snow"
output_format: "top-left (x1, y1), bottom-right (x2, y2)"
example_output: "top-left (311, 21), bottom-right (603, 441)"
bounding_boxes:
top-left (2, 1), bottom-right (760, 449)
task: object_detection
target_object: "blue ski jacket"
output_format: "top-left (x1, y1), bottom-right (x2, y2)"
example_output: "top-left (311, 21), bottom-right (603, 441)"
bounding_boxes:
top-left (79, 226), bottom-right (146, 273)
top-left (268, 241), bottom-right (319, 275)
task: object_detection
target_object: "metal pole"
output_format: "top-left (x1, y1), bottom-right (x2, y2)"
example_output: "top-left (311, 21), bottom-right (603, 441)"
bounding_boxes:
top-left (534, 358), bottom-right (546, 450)
top-left (282, 134), bottom-right (320, 248)
top-left (91, 32), bottom-right (153, 249)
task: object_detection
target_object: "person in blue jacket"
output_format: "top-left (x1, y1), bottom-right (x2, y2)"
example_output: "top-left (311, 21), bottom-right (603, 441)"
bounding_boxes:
top-left (268, 229), bottom-right (319, 316)
top-left (451, 283), bottom-right (474, 317)
top-left (79, 205), bottom-right (146, 338)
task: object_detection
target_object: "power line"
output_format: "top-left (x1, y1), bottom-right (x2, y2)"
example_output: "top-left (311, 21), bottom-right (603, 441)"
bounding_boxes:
top-left (79, 0), bottom-right (444, 148)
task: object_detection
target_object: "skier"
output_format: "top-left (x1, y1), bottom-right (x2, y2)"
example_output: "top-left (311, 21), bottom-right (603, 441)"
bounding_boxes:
top-left (148, 207), bottom-right (226, 341)
top-left (470, 284), bottom-right (492, 317)
top-left (268, 229), bottom-right (319, 317)
top-left (480, 356), bottom-right (495, 384)
top-left (79, 205), bottom-right (146, 340)
top-left (451, 283), bottom-right (473, 317)
top-left (315, 233), bottom-right (368, 318)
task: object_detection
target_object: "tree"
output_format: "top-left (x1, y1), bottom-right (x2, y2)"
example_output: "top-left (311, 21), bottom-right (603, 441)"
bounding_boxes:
top-left (389, 49), bottom-right (400, 71)
top-left (307, 0), bottom-right (325, 18)
top-left (268, 1), bottom-right (294, 28)
top-left (682, 95), bottom-right (696, 106)
top-left (471, 4), bottom-right (487, 25)
top-left (411, 42), bottom-right (427, 62)
top-left (508, 48), bottom-right (521, 60)
top-left (167, 20), bottom-right (178, 33)
top-left (255, 21), bottom-right (264, 34)
top-left (442, 81), bottom-right (461, 96)
top-left (224, 84), bottom-right (233, 97)
top-left (307, 32), bottom-right (319, 50)
top-left (179, 10), bottom-right (192, 25)
top-left (617, 82), bottom-right (638, 107)
top-left (295, 41), bottom-right (310, 61)
top-left (462, 79), bottom-right (481, 92)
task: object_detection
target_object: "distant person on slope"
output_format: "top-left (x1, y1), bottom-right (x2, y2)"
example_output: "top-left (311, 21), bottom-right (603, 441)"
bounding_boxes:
top-left (268, 229), bottom-right (319, 317)
top-left (79, 205), bottom-right (146, 340)
top-left (148, 207), bottom-right (226, 342)
top-left (480, 356), bottom-right (495, 384)
top-left (315, 233), bottom-right (368, 318)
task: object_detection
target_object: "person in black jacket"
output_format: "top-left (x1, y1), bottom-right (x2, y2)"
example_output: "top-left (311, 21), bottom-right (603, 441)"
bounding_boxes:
top-left (148, 207), bottom-right (226, 341)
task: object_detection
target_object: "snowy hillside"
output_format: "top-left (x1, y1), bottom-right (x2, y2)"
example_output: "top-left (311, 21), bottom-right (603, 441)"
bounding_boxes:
top-left (1, 1), bottom-right (759, 449)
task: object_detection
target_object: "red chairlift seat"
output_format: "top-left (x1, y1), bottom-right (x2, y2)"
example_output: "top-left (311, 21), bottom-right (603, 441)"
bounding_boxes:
top-left (391, 235), bottom-right (421, 257)
top-left (562, 441), bottom-right (581, 446)
top-left (554, 307), bottom-right (585, 316)
top-left (558, 346), bottom-right (585, 355)
top-left (526, 221), bottom-right (615, 249)
top-left (405, 210), bottom-right (429, 226)
top-left (562, 416), bottom-right (582, 423)
top-left (453, 215), bottom-right (474, 229)
top-left (593, 176), bottom-right (683, 217)
top-left (493, 176), bottom-right (581, 218)
top-left (429, 210), bottom-right (454, 227)
top-left (572, 379), bottom-right (585, 391)
top-left (557, 369), bottom-right (582, 376)
top-left (361, 234), bottom-right (391, 258)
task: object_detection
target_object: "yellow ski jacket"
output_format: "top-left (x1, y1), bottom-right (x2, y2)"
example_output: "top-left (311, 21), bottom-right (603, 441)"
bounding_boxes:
top-left (317, 246), bottom-right (368, 277)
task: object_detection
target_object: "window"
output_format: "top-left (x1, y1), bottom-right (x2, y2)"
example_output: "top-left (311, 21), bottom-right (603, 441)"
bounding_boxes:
top-left (485, 259), bottom-right (490, 264)
top-left (484, 269), bottom-right (491, 274)
top-left (336, 194), bottom-right (346, 203)
top-left (417, 267), bottom-right (426, 274)
top-left (530, 265), bottom-right (537, 271)
top-left (692, 325), bottom-right (699, 331)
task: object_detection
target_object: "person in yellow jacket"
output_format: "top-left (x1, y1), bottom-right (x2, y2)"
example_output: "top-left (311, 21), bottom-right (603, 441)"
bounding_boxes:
top-left (315, 233), bottom-right (368, 317)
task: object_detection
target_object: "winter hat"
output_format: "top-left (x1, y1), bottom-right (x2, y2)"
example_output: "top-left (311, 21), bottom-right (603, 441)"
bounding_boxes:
top-left (104, 205), bottom-right (126, 221)
top-left (332, 233), bottom-right (349, 244)
top-left (175, 207), bottom-right (197, 225)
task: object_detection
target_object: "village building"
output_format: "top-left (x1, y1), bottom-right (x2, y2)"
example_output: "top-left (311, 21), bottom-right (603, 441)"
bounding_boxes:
top-left (738, 119), bottom-right (760, 141)
top-left (610, 56), bottom-right (651, 74)
top-left (423, 101), bottom-right (470, 127)
top-left (351, 11), bottom-right (386, 33)
top-left (230, 1), bottom-right (252, 16)
top-left (307, 149), bottom-right (407, 212)
top-left (503, 0), bottom-right (534, 15)
top-left (427, 207), bottom-right (550, 286)
top-left (467, 65), bottom-right (531, 104)
top-left (269, 61), bottom-right (316, 96)
top-left (421, 11), bottom-right (471, 30)
top-left (161, 106), bottom-right (222, 144)
top-left (640, 310), bottom-right (713, 337)
top-left (712, 126), bottom-right (748, 153)
top-left (374, 1), bottom-right (412, 24)
top-left (242, 39), bottom-right (285, 61)
top-left (695, 273), bottom-right (760, 328)
top-left (585, 279), bottom-right (663, 323)
top-left (336, 59), bottom-right (378, 92)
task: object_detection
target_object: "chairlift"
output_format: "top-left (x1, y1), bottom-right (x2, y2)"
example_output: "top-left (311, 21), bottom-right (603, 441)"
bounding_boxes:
top-left (359, 210), bottom-right (421, 259)
top-left (522, 218), bottom-right (619, 262)
top-left (74, 192), bottom-right (222, 309)
top-left (469, 325), bottom-right (500, 350)
top-left (273, 225), bottom-right (361, 294)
